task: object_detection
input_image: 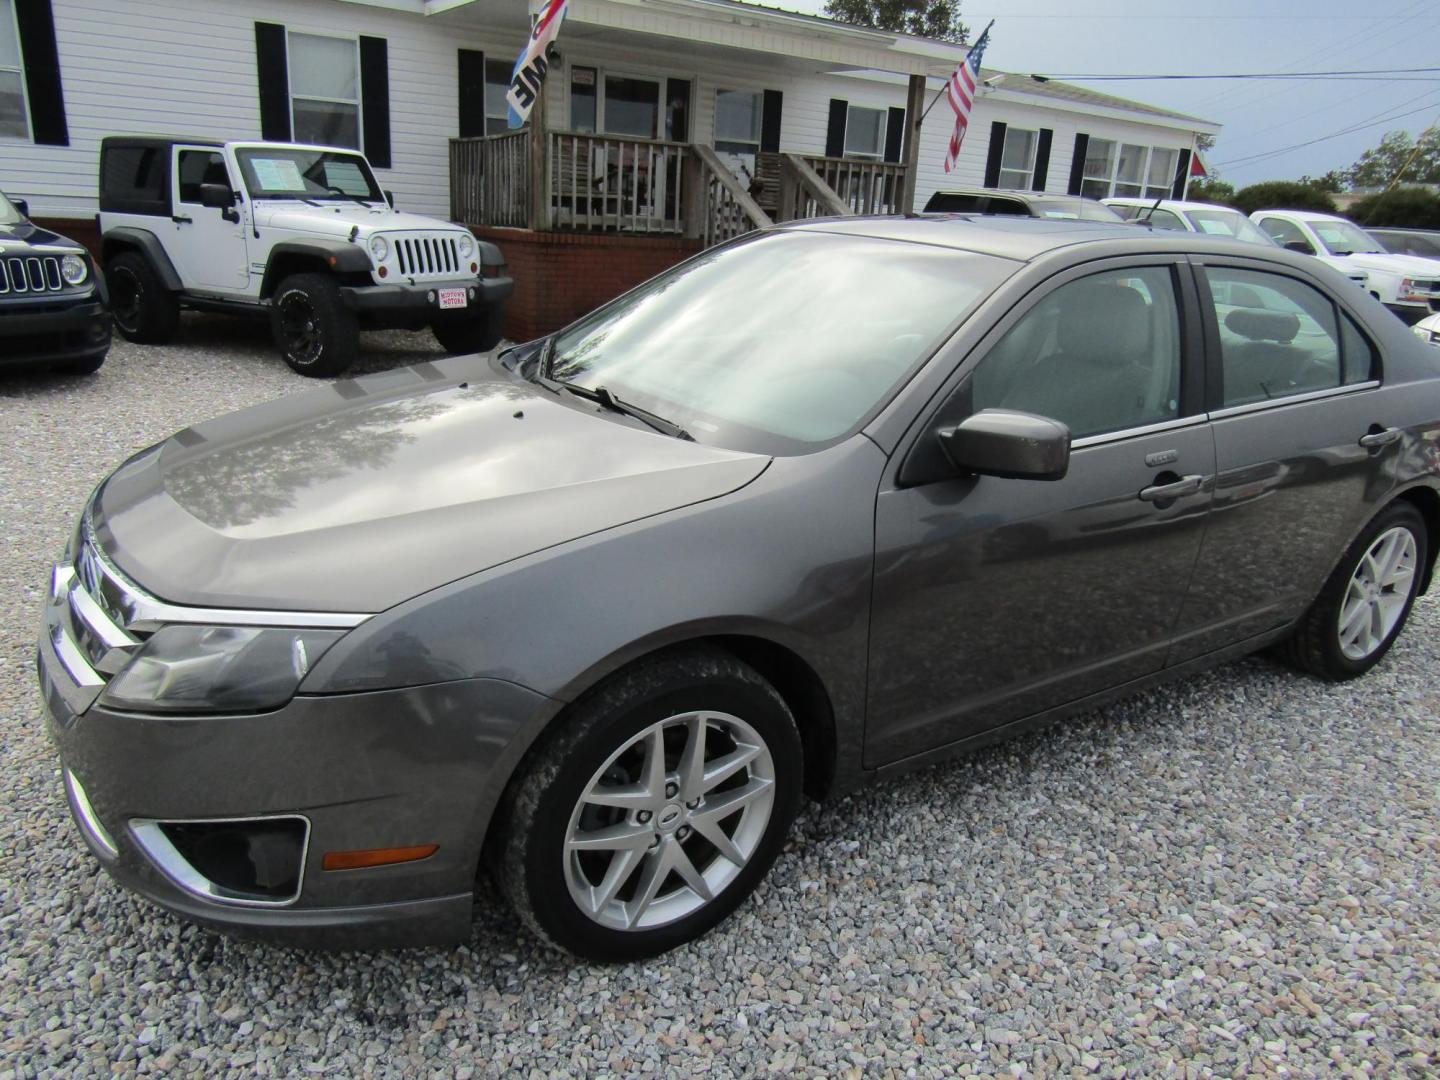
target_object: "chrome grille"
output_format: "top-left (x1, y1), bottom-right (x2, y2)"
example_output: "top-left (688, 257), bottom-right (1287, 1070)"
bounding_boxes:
top-left (0, 255), bottom-right (65, 294)
top-left (391, 234), bottom-right (462, 279)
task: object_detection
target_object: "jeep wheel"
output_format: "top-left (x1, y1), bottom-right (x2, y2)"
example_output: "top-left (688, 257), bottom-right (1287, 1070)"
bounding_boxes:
top-left (431, 313), bottom-right (503, 355)
top-left (270, 273), bottom-right (359, 377)
top-left (105, 252), bottom-right (179, 344)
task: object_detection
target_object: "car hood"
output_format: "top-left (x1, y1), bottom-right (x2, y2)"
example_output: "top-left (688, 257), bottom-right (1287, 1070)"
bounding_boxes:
top-left (89, 357), bottom-right (770, 613)
top-left (0, 220), bottom-right (83, 250)
top-left (1326, 251), bottom-right (1440, 277)
top-left (253, 202), bottom-right (466, 239)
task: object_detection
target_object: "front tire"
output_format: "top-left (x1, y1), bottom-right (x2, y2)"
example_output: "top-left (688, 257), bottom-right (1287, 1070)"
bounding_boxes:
top-left (1280, 502), bottom-right (1427, 680)
top-left (270, 273), bottom-right (358, 377)
top-left (105, 251), bottom-right (179, 344)
top-left (498, 650), bottom-right (803, 962)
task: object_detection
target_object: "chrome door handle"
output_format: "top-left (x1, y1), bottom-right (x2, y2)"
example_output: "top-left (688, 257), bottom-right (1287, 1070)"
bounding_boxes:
top-left (1139, 474), bottom-right (1205, 502)
top-left (1358, 427), bottom-right (1401, 448)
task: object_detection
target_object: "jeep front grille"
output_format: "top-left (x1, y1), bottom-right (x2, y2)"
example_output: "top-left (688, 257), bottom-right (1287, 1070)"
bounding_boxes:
top-left (0, 255), bottom-right (64, 294)
top-left (392, 234), bottom-right (462, 279)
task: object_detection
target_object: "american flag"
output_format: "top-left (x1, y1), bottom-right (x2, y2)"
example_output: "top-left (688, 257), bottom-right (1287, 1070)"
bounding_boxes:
top-left (943, 28), bottom-right (991, 174)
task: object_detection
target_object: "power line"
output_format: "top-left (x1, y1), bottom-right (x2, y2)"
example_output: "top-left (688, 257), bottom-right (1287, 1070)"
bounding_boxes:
top-left (1214, 103), bottom-right (1440, 170)
top-left (1037, 67), bottom-right (1440, 81)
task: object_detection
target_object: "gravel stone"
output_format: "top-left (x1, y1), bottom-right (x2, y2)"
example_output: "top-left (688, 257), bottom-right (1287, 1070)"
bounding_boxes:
top-left (2, 321), bottom-right (1439, 1077)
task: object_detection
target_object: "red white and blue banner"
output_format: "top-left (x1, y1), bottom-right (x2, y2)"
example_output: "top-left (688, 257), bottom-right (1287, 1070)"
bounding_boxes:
top-left (506, 0), bottom-right (570, 129)
top-left (943, 27), bottom-right (991, 173)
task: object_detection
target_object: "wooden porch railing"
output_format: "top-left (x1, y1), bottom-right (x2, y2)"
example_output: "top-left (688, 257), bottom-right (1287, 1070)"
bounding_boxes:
top-left (548, 130), bottom-right (688, 234)
top-left (793, 155), bottom-right (909, 217)
top-left (449, 131), bottom-right (529, 228)
top-left (689, 144), bottom-right (772, 247)
top-left (774, 153), bottom-right (853, 223)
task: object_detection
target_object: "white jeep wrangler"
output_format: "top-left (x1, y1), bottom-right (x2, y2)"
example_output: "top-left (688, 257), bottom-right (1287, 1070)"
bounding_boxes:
top-left (98, 137), bottom-right (513, 376)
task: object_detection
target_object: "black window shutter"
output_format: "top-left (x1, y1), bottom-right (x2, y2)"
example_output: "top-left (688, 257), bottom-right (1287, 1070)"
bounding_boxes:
top-left (982, 121), bottom-right (1007, 188)
top-left (1172, 149), bottom-right (1192, 198)
top-left (1032, 128), bottom-right (1053, 191)
top-left (359, 36), bottom-right (391, 168)
top-left (1067, 133), bottom-right (1089, 195)
top-left (254, 22), bottom-right (291, 141)
top-left (15, 0), bottom-right (68, 146)
top-left (458, 48), bottom-right (485, 138)
top-left (883, 107), bottom-right (905, 164)
top-left (761, 89), bottom-right (782, 153)
top-left (824, 99), bottom-right (847, 158)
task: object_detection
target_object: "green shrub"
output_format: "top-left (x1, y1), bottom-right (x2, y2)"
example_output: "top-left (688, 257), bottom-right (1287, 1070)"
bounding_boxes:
top-left (1347, 187), bottom-right (1440, 230)
top-left (1232, 181), bottom-right (1338, 216)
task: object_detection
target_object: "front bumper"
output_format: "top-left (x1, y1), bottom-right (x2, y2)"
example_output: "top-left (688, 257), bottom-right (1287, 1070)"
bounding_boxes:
top-left (0, 296), bottom-right (111, 367)
top-left (339, 276), bottom-right (513, 319)
top-left (37, 595), bottom-right (553, 948)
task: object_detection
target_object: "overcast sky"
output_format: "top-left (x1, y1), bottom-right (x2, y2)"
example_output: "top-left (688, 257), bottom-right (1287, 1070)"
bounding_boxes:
top-left (778, 0), bottom-right (1439, 187)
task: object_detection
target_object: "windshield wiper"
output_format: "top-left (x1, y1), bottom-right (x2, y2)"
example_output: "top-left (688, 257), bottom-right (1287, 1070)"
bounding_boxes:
top-left (551, 380), bottom-right (693, 441)
top-left (325, 185), bottom-right (375, 208)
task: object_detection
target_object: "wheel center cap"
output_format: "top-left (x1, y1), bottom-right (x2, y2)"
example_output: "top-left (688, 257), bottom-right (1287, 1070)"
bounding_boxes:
top-left (656, 804), bottom-right (684, 831)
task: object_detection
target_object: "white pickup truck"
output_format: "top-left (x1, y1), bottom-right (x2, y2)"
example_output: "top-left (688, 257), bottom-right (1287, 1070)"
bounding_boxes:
top-left (1251, 209), bottom-right (1440, 325)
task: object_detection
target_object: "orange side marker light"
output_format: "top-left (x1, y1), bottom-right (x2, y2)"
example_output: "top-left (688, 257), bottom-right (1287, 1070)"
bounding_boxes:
top-left (323, 844), bottom-right (439, 871)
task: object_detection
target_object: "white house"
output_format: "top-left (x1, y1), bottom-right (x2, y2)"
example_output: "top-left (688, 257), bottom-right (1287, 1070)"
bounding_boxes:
top-left (0, 0), bottom-right (1219, 337)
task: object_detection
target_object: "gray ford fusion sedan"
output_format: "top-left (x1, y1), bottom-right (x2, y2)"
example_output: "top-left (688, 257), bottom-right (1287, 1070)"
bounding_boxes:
top-left (38, 216), bottom-right (1440, 961)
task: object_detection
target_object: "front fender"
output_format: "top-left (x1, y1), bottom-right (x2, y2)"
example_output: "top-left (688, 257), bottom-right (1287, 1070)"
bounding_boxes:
top-left (99, 227), bottom-right (183, 291)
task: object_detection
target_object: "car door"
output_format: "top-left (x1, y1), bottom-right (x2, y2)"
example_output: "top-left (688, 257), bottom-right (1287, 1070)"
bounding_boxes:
top-left (1166, 256), bottom-right (1393, 663)
top-left (865, 259), bottom-right (1216, 768)
top-left (168, 146), bottom-right (249, 293)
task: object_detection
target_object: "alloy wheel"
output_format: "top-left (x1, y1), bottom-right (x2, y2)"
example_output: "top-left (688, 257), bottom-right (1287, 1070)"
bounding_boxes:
top-left (1337, 525), bottom-right (1417, 661)
top-left (110, 266), bottom-right (143, 332)
top-left (278, 293), bottom-right (323, 366)
top-left (562, 710), bottom-right (775, 932)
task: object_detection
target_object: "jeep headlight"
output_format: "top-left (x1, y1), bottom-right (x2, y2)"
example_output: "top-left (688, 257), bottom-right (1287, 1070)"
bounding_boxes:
top-left (457, 234), bottom-right (474, 260)
top-left (369, 235), bottom-right (389, 263)
top-left (60, 254), bottom-right (88, 285)
top-left (98, 625), bottom-right (347, 714)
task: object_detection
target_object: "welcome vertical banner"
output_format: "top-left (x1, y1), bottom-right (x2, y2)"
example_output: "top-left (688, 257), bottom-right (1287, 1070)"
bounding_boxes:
top-left (506, 0), bottom-right (570, 128)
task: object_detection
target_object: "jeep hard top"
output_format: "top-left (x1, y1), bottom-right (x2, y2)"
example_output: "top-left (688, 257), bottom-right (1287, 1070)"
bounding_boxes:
top-left (98, 137), bottom-right (513, 375)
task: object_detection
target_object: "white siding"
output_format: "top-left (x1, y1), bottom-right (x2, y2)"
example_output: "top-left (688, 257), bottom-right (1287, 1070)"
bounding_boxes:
top-left (1, 0), bottom-right (1207, 222)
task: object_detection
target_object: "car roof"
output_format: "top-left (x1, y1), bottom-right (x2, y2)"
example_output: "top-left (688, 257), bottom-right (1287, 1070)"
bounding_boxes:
top-left (1369, 226), bottom-right (1440, 236)
top-left (1251, 209), bottom-right (1347, 222)
top-left (1104, 198), bottom-right (1242, 212)
top-left (100, 135), bottom-right (223, 150)
top-left (928, 188), bottom-right (1092, 204)
top-left (783, 213), bottom-right (1287, 263)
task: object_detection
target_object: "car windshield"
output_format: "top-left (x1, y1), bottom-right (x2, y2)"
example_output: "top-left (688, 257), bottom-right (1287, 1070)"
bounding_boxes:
top-left (0, 191), bottom-right (22, 225)
top-left (1183, 208), bottom-right (1275, 245)
top-left (234, 147), bottom-right (383, 202)
top-left (545, 231), bottom-right (1013, 453)
top-left (1031, 199), bottom-right (1123, 222)
top-left (1307, 219), bottom-right (1384, 256)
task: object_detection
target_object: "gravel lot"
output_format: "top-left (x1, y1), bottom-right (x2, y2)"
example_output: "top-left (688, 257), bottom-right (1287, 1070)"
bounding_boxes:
top-left (2, 322), bottom-right (1438, 1077)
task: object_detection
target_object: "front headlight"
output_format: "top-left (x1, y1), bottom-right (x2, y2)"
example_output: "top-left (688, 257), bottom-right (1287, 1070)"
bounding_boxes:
top-left (457, 234), bottom-right (474, 260)
top-left (98, 625), bottom-right (347, 714)
top-left (369, 235), bottom-right (389, 263)
top-left (60, 254), bottom-right (88, 285)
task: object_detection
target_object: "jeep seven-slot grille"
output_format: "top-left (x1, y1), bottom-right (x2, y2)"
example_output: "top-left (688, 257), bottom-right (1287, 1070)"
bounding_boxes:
top-left (393, 235), bottom-right (461, 278)
top-left (0, 255), bottom-right (64, 295)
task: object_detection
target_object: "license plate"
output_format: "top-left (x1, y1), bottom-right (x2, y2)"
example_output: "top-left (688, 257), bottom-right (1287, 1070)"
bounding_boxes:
top-left (438, 288), bottom-right (468, 310)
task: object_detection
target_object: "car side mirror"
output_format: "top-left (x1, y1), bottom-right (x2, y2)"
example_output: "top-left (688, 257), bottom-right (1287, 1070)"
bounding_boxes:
top-left (1282, 240), bottom-right (1314, 255)
top-left (937, 409), bottom-right (1071, 481)
top-left (199, 183), bottom-right (234, 209)
top-left (12, 197), bottom-right (28, 218)
top-left (384, 189), bottom-right (395, 208)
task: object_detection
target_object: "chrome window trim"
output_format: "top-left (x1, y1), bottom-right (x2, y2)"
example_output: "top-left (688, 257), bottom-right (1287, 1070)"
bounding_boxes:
top-left (1209, 380), bottom-right (1379, 421)
top-left (1070, 414), bottom-right (1207, 451)
top-left (129, 814), bottom-right (311, 909)
top-left (80, 513), bottom-right (369, 632)
top-left (64, 770), bottom-right (119, 860)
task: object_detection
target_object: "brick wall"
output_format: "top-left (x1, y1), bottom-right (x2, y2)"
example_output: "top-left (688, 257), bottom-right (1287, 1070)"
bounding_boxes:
top-left (470, 227), bottom-right (703, 343)
top-left (32, 217), bottom-right (101, 258)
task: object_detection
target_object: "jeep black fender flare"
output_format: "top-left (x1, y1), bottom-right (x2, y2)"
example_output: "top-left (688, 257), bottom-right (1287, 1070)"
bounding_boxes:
top-left (100, 228), bottom-right (183, 292)
top-left (261, 240), bottom-right (373, 298)
top-left (475, 239), bottom-right (505, 269)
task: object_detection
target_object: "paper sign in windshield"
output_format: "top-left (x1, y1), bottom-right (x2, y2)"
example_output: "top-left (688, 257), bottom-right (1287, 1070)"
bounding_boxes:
top-left (252, 158), bottom-right (306, 191)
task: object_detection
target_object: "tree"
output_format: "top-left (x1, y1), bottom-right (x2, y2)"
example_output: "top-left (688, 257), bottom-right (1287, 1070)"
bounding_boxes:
top-left (1344, 127), bottom-right (1440, 190)
top-left (824, 0), bottom-right (967, 43)
top-left (1187, 178), bottom-right (1236, 206)
top-left (1298, 171), bottom-right (1345, 194)
top-left (1348, 187), bottom-right (1440, 230)
top-left (1231, 181), bottom-right (1337, 216)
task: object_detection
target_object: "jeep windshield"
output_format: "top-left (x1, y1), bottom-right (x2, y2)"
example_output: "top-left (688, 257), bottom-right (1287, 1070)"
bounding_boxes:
top-left (542, 230), bottom-right (1012, 455)
top-left (1307, 220), bottom-right (1385, 257)
top-left (0, 191), bottom-right (22, 225)
top-left (234, 148), bottom-right (383, 203)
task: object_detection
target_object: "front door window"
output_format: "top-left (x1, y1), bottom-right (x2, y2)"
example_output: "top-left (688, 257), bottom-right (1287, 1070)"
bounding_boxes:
top-left (604, 75), bottom-right (660, 138)
top-left (714, 88), bottom-right (762, 181)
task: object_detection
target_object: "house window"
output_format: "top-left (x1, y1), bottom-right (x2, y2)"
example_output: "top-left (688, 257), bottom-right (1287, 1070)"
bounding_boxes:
top-left (0, 0), bottom-right (27, 140)
top-left (288, 32), bottom-right (361, 149)
top-left (715, 88), bottom-right (761, 175)
top-left (997, 127), bottom-right (1037, 189)
top-left (1083, 139), bottom-right (1181, 199)
top-left (605, 74), bottom-right (660, 138)
top-left (844, 105), bottom-right (885, 159)
top-left (484, 59), bottom-right (512, 135)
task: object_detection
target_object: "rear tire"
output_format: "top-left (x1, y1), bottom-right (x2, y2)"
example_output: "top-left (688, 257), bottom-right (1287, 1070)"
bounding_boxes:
top-left (431, 312), bottom-right (503, 355)
top-left (270, 273), bottom-right (358, 377)
top-left (1279, 502), bottom-right (1427, 680)
top-left (105, 251), bottom-right (179, 344)
top-left (497, 649), bottom-right (803, 962)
